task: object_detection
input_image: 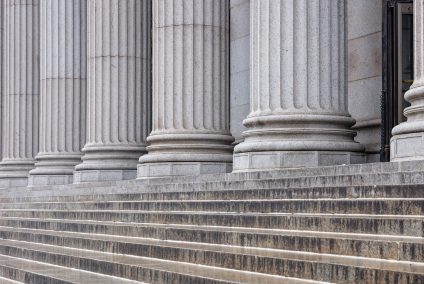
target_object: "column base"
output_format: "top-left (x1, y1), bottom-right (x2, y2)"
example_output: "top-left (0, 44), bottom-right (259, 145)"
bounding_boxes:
top-left (137, 162), bottom-right (232, 179)
top-left (233, 151), bottom-right (366, 172)
top-left (390, 132), bottom-right (424, 161)
top-left (0, 159), bottom-right (35, 188)
top-left (73, 169), bottom-right (137, 184)
top-left (74, 143), bottom-right (145, 183)
top-left (27, 153), bottom-right (83, 186)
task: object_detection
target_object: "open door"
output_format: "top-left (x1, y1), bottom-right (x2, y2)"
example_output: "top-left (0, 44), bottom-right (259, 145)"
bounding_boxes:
top-left (382, 0), bottom-right (414, 161)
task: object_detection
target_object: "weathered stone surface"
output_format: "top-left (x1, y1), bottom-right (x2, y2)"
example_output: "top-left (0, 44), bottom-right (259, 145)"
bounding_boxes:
top-left (0, 162), bottom-right (423, 283)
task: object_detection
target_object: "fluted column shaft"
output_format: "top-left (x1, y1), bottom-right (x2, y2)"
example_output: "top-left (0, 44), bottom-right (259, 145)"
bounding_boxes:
top-left (0, 1), bottom-right (3, 164)
top-left (138, 0), bottom-right (234, 178)
top-left (233, 0), bottom-right (363, 171)
top-left (74, 0), bottom-right (151, 183)
top-left (0, 0), bottom-right (40, 187)
top-left (28, 0), bottom-right (87, 186)
top-left (391, 0), bottom-right (424, 161)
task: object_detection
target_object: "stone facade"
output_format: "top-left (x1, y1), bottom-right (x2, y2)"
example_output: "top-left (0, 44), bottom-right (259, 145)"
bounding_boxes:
top-left (0, 0), bottom-right (422, 186)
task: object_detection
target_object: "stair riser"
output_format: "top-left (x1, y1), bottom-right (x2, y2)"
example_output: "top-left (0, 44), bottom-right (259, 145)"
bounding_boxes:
top-left (0, 244), bottom-right (422, 284)
top-left (0, 265), bottom-right (72, 284)
top-left (0, 229), bottom-right (422, 263)
top-left (0, 211), bottom-right (422, 236)
top-left (0, 246), bottom-right (232, 284)
top-left (1, 200), bottom-right (422, 215)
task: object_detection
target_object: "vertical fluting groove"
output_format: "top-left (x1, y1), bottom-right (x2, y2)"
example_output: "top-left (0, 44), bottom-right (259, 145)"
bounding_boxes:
top-left (0, 0), bottom-right (40, 179)
top-left (76, 0), bottom-right (152, 173)
top-left (33, 0), bottom-right (86, 162)
top-left (150, 0), bottom-right (230, 134)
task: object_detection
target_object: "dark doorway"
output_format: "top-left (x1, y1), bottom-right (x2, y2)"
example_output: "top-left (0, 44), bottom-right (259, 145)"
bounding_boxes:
top-left (382, 0), bottom-right (414, 161)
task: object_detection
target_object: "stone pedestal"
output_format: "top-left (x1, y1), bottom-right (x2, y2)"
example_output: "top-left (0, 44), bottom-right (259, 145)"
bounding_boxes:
top-left (0, 0), bottom-right (40, 187)
top-left (74, 0), bottom-right (151, 183)
top-left (233, 0), bottom-right (364, 172)
top-left (137, 0), bottom-right (234, 178)
top-left (391, 0), bottom-right (424, 161)
top-left (28, 0), bottom-right (87, 186)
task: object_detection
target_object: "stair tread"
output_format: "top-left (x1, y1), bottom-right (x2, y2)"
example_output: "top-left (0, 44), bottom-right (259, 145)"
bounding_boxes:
top-left (0, 239), bottom-right (324, 284)
top-left (0, 254), bottom-right (143, 284)
top-left (1, 219), bottom-right (423, 243)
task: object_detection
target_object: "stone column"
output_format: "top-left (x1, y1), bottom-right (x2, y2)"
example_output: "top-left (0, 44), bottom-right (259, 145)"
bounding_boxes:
top-left (391, 0), bottom-right (424, 161)
top-left (0, 0), bottom-right (3, 164)
top-left (137, 0), bottom-right (234, 178)
top-left (28, 0), bottom-right (87, 186)
top-left (74, 0), bottom-right (151, 183)
top-left (0, 0), bottom-right (40, 187)
top-left (233, 0), bottom-right (364, 171)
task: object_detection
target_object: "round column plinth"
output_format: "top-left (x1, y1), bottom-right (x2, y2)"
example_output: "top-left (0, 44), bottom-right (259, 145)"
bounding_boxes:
top-left (138, 133), bottom-right (234, 178)
top-left (74, 144), bottom-right (144, 183)
top-left (28, 153), bottom-right (82, 186)
top-left (0, 159), bottom-right (36, 188)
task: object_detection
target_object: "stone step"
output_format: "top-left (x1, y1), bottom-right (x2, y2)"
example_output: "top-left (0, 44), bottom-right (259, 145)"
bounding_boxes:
top-left (0, 276), bottom-right (23, 284)
top-left (140, 160), bottom-right (424, 185)
top-left (0, 224), bottom-right (422, 263)
top-left (3, 184), bottom-right (424, 204)
top-left (0, 239), bottom-right (321, 284)
top-left (2, 170), bottom-right (424, 203)
top-left (0, 237), bottom-right (422, 283)
top-left (0, 210), bottom-right (421, 236)
top-left (1, 198), bottom-right (423, 215)
top-left (0, 254), bottom-right (143, 284)
top-left (140, 171), bottom-right (424, 193)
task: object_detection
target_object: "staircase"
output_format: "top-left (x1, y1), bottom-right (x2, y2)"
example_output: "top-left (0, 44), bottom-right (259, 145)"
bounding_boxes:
top-left (0, 162), bottom-right (422, 283)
